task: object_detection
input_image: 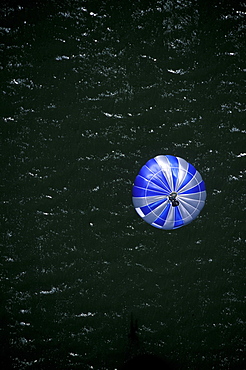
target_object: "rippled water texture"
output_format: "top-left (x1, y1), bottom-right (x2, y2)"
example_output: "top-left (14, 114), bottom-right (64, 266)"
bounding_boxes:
top-left (1, 0), bottom-right (245, 369)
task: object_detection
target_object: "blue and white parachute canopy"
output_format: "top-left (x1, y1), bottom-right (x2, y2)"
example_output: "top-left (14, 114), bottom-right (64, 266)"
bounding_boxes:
top-left (132, 155), bottom-right (206, 230)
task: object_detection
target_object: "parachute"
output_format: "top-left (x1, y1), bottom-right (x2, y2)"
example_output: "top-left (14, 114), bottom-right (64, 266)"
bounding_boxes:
top-left (132, 155), bottom-right (206, 230)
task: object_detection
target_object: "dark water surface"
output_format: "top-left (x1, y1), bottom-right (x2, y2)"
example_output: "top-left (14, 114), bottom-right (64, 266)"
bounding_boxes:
top-left (1, 0), bottom-right (245, 369)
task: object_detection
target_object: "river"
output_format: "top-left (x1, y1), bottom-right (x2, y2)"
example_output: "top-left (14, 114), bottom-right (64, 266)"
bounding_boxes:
top-left (1, 0), bottom-right (245, 368)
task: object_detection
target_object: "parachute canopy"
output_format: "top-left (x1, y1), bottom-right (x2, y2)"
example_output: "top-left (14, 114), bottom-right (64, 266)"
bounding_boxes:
top-left (132, 155), bottom-right (206, 230)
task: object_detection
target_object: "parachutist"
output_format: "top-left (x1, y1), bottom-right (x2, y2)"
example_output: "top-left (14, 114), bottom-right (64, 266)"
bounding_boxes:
top-left (169, 192), bottom-right (179, 206)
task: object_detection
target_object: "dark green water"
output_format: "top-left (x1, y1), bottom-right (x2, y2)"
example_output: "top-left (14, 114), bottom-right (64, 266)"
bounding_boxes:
top-left (1, 0), bottom-right (245, 369)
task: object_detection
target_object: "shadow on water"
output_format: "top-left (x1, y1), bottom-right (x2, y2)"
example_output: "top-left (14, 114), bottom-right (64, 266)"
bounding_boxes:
top-left (119, 314), bottom-right (176, 370)
top-left (120, 354), bottom-right (173, 370)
